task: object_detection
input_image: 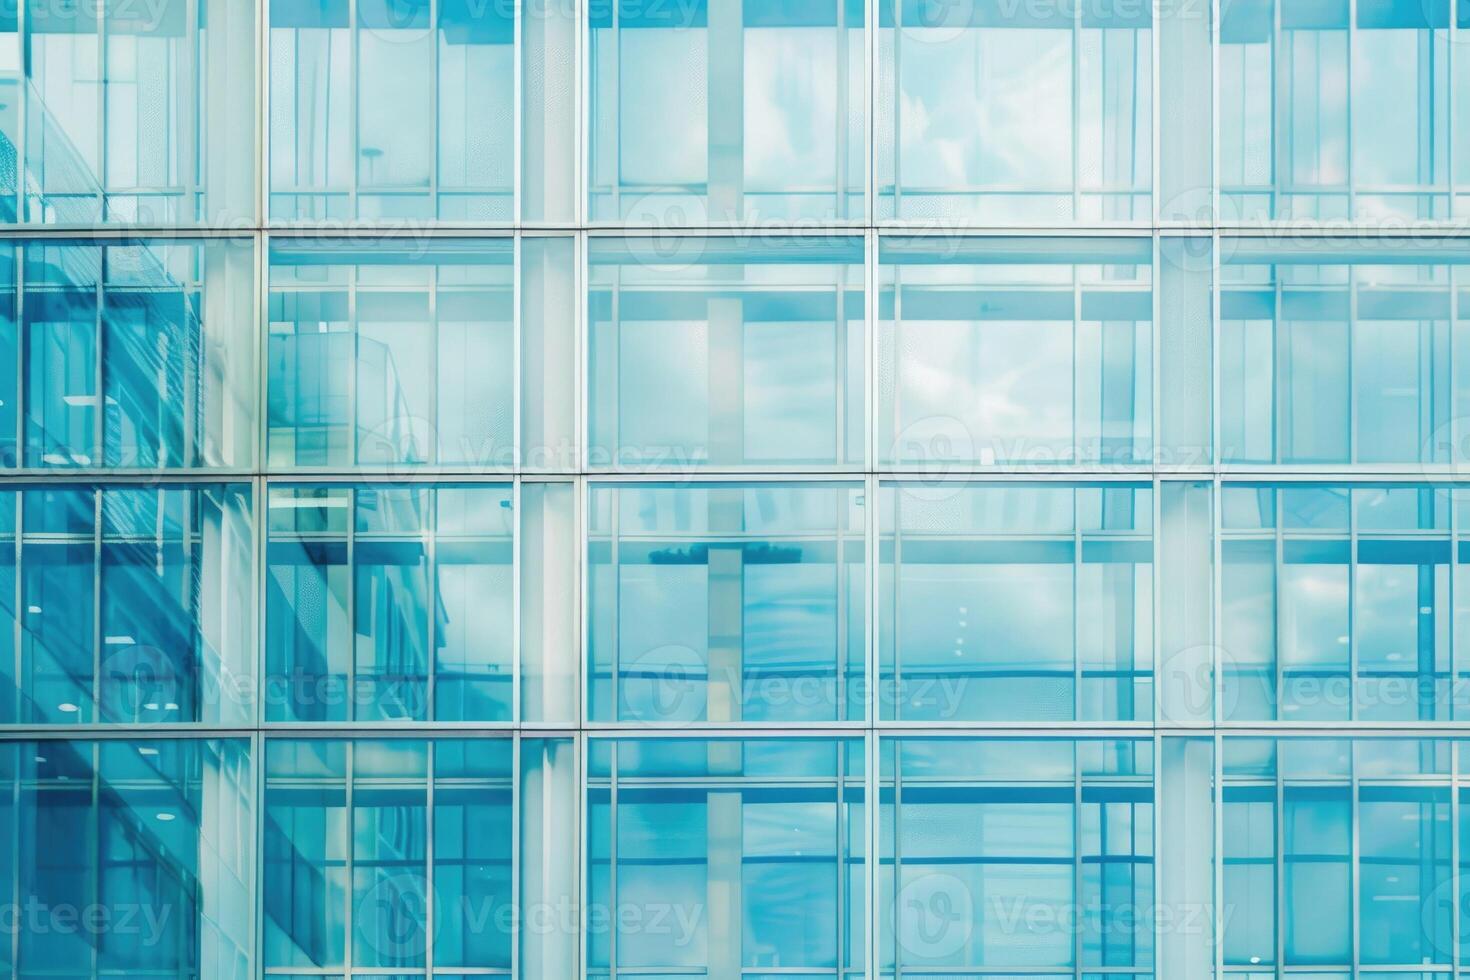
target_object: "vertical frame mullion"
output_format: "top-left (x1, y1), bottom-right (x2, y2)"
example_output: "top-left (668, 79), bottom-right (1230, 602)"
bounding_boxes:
top-left (345, 739), bottom-right (355, 976)
top-left (91, 487), bottom-right (101, 722)
top-left (15, 0), bottom-right (26, 224)
top-left (348, 0), bottom-right (359, 218)
top-left (891, 736), bottom-right (902, 980)
top-left (509, 734), bottom-right (520, 980)
top-left (346, 487), bottom-right (357, 723)
top-left (184, 0), bottom-right (200, 219)
top-left (96, 9), bottom-right (108, 221)
top-left (425, 739), bottom-right (436, 978)
top-left (1453, 739), bottom-right (1462, 975)
top-left (512, 477), bottom-right (523, 727)
top-left (607, 738), bottom-right (618, 980)
top-left (427, 487), bottom-right (438, 723)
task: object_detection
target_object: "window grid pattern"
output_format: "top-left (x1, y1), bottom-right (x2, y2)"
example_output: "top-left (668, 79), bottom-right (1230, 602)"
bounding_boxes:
top-left (0, 0), bottom-right (1465, 978)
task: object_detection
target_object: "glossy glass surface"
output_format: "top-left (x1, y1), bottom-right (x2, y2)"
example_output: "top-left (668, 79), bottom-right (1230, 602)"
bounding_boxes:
top-left (1219, 0), bottom-right (1463, 220)
top-left (0, 738), bottom-right (253, 979)
top-left (0, 237), bottom-right (256, 469)
top-left (879, 237), bottom-right (1153, 466)
top-left (586, 737), bottom-right (865, 977)
top-left (877, 0), bottom-right (1152, 222)
top-left (10, 0), bottom-right (1470, 974)
top-left (262, 738), bottom-right (514, 972)
top-left (588, 236), bottom-right (865, 469)
top-left (1220, 483), bottom-right (1468, 722)
top-left (1220, 239), bottom-right (1470, 465)
top-left (265, 483), bottom-right (514, 722)
top-left (589, 0), bottom-right (865, 222)
top-left (268, 239), bottom-right (514, 469)
top-left (1221, 737), bottom-right (1459, 971)
top-left (879, 737), bottom-right (1154, 974)
top-left (588, 482), bottom-right (865, 722)
top-left (880, 482), bottom-right (1153, 721)
top-left (0, 0), bottom-right (254, 225)
top-left (270, 0), bottom-right (514, 221)
top-left (0, 483), bottom-right (254, 725)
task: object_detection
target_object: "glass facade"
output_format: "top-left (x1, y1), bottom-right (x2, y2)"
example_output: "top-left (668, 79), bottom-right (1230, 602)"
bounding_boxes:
top-left (3, 0), bottom-right (1469, 976)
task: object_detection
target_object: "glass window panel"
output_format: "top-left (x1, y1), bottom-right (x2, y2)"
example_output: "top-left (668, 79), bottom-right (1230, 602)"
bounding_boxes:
top-left (879, 238), bottom-right (1153, 466)
top-left (1220, 0), bottom-right (1452, 220)
top-left (0, 740), bottom-right (253, 979)
top-left (590, 0), bottom-right (865, 222)
top-left (13, 0), bottom-right (253, 225)
top-left (268, 240), bottom-right (514, 469)
top-left (264, 738), bottom-right (514, 974)
top-left (589, 483), bottom-right (864, 723)
top-left (1223, 483), bottom-right (1460, 721)
top-left (0, 240), bottom-right (254, 470)
top-left (0, 484), bottom-right (254, 725)
top-left (1283, 785), bottom-right (1351, 964)
top-left (878, 0), bottom-right (1151, 221)
top-left (588, 737), bottom-right (862, 975)
top-left (589, 237), bottom-right (864, 469)
top-left (270, 0), bottom-right (519, 220)
top-left (1221, 242), bottom-right (1470, 466)
top-left (880, 483), bottom-right (1153, 722)
top-left (1223, 787), bottom-right (1276, 965)
top-left (266, 484), bottom-right (513, 723)
top-left (1359, 786), bottom-right (1451, 965)
top-left (881, 738), bottom-right (1152, 973)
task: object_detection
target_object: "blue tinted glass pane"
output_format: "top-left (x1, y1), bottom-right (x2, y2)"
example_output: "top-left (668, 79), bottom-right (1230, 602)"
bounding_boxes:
top-left (353, 790), bottom-right (428, 967)
top-left (434, 486), bottom-right (515, 721)
top-left (1222, 789), bottom-right (1276, 965)
top-left (268, 241), bottom-right (513, 469)
top-left (353, 540), bottom-right (430, 722)
top-left (588, 237), bottom-right (864, 468)
top-left (25, 280), bottom-right (97, 466)
top-left (264, 779), bottom-right (348, 968)
top-left (270, 0), bottom-right (513, 220)
top-left (1224, 483), bottom-right (1458, 721)
top-left (1359, 787), bottom-right (1451, 964)
top-left (1222, 242), bottom-right (1467, 465)
top-left (878, 0), bottom-right (1151, 221)
top-left (1283, 787), bottom-right (1351, 964)
top-left (36, 484), bottom-right (258, 726)
top-left (590, 0), bottom-right (864, 221)
top-left (1220, 0), bottom-right (1450, 220)
top-left (0, 240), bottom-right (255, 470)
top-left (434, 783), bottom-right (513, 966)
top-left (7, 740), bottom-right (252, 978)
top-left (588, 738), bottom-right (862, 975)
top-left (0, 249), bottom-right (15, 465)
top-left (879, 238), bottom-right (1153, 466)
top-left (880, 484), bottom-right (1152, 722)
top-left (1080, 790), bottom-right (1152, 967)
top-left (882, 739), bottom-right (1151, 973)
top-left (267, 530), bottom-right (351, 723)
top-left (266, 485), bottom-right (514, 723)
top-left (588, 483), bottom-right (865, 723)
top-left (264, 738), bottom-right (514, 973)
top-left (21, 542), bottom-right (93, 722)
top-left (18, 0), bottom-right (251, 225)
